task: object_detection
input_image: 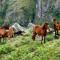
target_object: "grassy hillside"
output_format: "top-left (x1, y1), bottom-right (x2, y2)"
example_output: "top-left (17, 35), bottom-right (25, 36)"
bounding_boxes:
top-left (0, 29), bottom-right (60, 60)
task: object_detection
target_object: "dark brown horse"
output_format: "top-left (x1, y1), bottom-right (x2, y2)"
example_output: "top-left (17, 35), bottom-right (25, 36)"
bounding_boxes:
top-left (53, 18), bottom-right (60, 36)
top-left (32, 22), bottom-right (50, 43)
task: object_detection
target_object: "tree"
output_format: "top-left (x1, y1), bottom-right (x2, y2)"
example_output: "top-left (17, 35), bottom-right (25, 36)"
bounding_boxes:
top-left (0, 0), bottom-right (9, 18)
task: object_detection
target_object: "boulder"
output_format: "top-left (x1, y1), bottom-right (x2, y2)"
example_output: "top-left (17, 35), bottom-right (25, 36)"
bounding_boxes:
top-left (47, 28), bottom-right (54, 33)
top-left (11, 23), bottom-right (25, 33)
top-left (28, 23), bottom-right (35, 27)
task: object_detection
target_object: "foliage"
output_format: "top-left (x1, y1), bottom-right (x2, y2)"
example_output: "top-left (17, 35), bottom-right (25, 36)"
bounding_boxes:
top-left (0, 0), bottom-right (36, 26)
top-left (0, 18), bottom-right (4, 26)
top-left (5, 0), bottom-right (36, 26)
top-left (9, 19), bottom-right (13, 26)
top-left (0, 28), bottom-right (60, 60)
top-left (0, 0), bottom-right (60, 26)
top-left (0, 0), bottom-right (9, 18)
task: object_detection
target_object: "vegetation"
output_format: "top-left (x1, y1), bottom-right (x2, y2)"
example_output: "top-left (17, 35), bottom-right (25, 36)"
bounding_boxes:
top-left (0, 29), bottom-right (60, 60)
top-left (0, 0), bottom-right (60, 60)
top-left (0, 0), bottom-right (60, 26)
top-left (0, 18), bottom-right (4, 26)
top-left (0, 0), bottom-right (36, 26)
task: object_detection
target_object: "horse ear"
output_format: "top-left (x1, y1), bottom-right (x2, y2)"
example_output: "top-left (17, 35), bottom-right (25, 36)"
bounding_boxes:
top-left (45, 21), bottom-right (48, 25)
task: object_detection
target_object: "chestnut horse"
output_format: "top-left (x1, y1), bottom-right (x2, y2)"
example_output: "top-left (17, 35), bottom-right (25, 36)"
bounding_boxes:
top-left (0, 27), bottom-right (14, 40)
top-left (0, 28), bottom-right (5, 38)
top-left (32, 23), bottom-right (50, 43)
top-left (53, 19), bottom-right (60, 36)
top-left (5, 27), bottom-right (14, 38)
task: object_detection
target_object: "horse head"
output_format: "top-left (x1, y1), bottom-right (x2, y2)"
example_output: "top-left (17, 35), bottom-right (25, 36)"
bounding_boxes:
top-left (43, 22), bottom-right (50, 32)
top-left (43, 22), bottom-right (48, 29)
top-left (52, 18), bottom-right (57, 24)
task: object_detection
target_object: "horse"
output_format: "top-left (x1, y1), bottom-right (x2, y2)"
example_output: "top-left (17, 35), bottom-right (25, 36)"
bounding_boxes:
top-left (5, 27), bottom-right (14, 38)
top-left (0, 28), bottom-right (6, 42)
top-left (53, 19), bottom-right (60, 36)
top-left (32, 22), bottom-right (50, 44)
top-left (0, 28), bottom-right (5, 38)
top-left (0, 27), bottom-right (14, 40)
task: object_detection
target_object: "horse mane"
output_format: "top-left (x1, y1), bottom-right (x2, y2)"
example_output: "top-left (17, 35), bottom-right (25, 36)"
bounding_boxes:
top-left (42, 23), bottom-right (48, 29)
top-left (42, 24), bottom-right (45, 29)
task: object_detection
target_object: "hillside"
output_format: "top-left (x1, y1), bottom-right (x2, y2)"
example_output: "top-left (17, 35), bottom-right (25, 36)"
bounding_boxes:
top-left (0, 30), bottom-right (60, 60)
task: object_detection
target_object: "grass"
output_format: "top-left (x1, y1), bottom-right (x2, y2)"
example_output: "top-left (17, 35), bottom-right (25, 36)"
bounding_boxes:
top-left (0, 30), bottom-right (60, 60)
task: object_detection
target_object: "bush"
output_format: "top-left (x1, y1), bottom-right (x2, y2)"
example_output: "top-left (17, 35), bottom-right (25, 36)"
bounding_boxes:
top-left (0, 44), bottom-right (15, 55)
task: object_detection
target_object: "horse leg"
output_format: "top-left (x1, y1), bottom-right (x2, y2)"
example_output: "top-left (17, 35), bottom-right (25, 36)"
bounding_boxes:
top-left (41, 36), bottom-right (43, 44)
top-left (44, 36), bottom-right (45, 43)
top-left (12, 33), bottom-right (14, 37)
top-left (56, 30), bottom-right (58, 35)
top-left (32, 32), bottom-right (37, 41)
top-left (55, 30), bottom-right (57, 37)
top-left (2, 36), bottom-right (5, 43)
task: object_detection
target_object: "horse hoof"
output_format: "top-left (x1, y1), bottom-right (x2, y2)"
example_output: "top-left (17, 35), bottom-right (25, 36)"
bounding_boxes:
top-left (33, 39), bottom-right (35, 41)
top-left (54, 35), bottom-right (59, 39)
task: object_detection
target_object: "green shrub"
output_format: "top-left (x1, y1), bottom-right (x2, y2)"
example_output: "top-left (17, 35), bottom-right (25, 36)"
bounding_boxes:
top-left (0, 44), bottom-right (15, 55)
top-left (0, 18), bottom-right (4, 26)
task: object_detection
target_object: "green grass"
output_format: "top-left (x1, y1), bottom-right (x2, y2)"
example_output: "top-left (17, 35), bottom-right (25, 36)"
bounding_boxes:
top-left (0, 31), bottom-right (60, 60)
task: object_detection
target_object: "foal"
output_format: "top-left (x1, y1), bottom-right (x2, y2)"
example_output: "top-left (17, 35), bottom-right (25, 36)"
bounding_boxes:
top-left (32, 23), bottom-right (50, 43)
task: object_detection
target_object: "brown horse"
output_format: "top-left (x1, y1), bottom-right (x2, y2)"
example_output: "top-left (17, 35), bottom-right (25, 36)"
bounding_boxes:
top-left (0, 28), bottom-right (5, 38)
top-left (32, 22), bottom-right (50, 43)
top-left (5, 27), bottom-right (14, 38)
top-left (53, 19), bottom-right (60, 36)
top-left (0, 27), bottom-right (14, 39)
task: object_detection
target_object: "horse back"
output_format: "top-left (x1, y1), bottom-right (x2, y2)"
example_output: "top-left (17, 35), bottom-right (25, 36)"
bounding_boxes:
top-left (33, 25), bottom-right (44, 35)
top-left (0, 29), bottom-right (5, 35)
top-left (55, 22), bottom-right (60, 30)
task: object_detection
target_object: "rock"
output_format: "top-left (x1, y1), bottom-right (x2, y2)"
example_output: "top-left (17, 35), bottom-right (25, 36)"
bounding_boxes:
top-left (47, 28), bottom-right (54, 34)
top-left (28, 23), bottom-right (35, 27)
top-left (28, 23), bottom-right (35, 30)
top-left (11, 23), bottom-right (25, 33)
